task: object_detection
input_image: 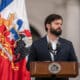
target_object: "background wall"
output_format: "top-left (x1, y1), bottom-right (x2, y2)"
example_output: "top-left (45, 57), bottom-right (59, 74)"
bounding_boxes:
top-left (26, 0), bottom-right (80, 80)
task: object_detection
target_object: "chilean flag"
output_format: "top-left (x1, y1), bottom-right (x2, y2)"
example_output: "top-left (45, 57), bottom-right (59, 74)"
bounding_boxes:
top-left (0, 0), bottom-right (31, 80)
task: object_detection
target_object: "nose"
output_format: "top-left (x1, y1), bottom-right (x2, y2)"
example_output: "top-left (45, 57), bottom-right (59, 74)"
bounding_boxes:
top-left (58, 23), bottom-right (62, 28)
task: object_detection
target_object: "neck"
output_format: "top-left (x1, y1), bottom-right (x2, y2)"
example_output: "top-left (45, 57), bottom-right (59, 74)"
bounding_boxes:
top-left (47, 32), bottom-right (58, 41)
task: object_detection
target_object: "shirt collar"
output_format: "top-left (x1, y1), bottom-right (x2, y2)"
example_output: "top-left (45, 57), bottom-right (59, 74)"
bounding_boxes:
top-left (47, 35), bottom-right (59, 44)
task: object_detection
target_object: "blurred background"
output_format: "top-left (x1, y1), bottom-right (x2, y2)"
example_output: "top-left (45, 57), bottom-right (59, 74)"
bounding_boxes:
top-left (26, 0), bottom-right (80, 80)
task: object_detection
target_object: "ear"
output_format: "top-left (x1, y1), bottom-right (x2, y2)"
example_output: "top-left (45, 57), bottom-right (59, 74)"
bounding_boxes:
top-left (46, 24), bottom-right (50, 31)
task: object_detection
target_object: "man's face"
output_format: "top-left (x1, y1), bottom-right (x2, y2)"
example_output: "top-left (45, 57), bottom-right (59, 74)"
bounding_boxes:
top-left (49, 19), bottom-right (62, 36)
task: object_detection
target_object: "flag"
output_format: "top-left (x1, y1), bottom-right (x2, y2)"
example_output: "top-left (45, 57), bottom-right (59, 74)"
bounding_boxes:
top-left (0, 0), bottom-right (32, 80)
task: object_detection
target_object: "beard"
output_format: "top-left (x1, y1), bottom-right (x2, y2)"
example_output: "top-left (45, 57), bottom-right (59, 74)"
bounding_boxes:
top-left (50, 27), bottom-right (62, 37)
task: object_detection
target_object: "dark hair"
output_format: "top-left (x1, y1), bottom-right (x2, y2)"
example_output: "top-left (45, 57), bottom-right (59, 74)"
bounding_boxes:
top-left (44, 14), bottom-right (63, 31)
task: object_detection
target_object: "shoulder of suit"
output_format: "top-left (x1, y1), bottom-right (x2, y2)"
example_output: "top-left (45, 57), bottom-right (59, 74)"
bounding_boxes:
top-left (32, 36), bottom-right (46, 45)
top-left (59, 37), bottom-right (72, 45)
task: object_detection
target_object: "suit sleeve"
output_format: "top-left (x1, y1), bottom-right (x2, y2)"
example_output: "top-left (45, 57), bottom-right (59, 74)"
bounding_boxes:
top-left (69, 42), bottom-right (78, 62)
top-left (26, 42), bottom-right (37, 70)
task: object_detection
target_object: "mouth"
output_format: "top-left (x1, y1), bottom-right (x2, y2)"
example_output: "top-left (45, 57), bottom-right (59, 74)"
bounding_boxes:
top-left (57, 28), bottom-right (62, 31)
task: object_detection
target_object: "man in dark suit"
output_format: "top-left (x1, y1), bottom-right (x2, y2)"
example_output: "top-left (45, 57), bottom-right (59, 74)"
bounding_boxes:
top-left (27, 14), bottom-right (77, 80)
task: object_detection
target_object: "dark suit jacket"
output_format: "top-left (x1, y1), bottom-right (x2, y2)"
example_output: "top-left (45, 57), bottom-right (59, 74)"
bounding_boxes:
top-left (27, 36), bottom-right (77, 80)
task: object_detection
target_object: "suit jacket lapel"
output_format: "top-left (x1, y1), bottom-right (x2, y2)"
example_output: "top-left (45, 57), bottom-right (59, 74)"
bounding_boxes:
top-left (55, 37), bottom-right (64, 60)
top-left (57, 37), bottom-right (62, 54)
top-left (42, 36), bottom-right (52, 61)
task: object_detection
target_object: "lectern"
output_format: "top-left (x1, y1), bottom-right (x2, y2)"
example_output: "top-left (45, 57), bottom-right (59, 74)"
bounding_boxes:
top-left (30, 62), bottom-right (78, 77)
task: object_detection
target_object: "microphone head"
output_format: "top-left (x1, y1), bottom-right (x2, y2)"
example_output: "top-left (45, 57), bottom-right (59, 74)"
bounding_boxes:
top-left (48, 42), bottom-right (53, 51)
top-left (56, 41), bottom-right (61, 51)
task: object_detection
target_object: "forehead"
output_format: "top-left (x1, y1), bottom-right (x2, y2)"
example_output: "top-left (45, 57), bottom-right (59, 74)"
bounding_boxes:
top-left (51, 19), bottom-right (63, 24)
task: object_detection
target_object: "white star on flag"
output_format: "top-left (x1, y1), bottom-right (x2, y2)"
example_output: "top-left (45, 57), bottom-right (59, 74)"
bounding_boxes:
top-left (7, 32), bottom-right (14, 41)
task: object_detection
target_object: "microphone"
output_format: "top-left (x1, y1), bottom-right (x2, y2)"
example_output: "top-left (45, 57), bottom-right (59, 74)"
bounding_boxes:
top-left (48, 41), bottom-right (61, 55)
top-left (56, 42), bottom-right (61, 53)
top-left (48, 42), bottom-right (56, 55)
top-left (48, 42), bottom-right (53, 51)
